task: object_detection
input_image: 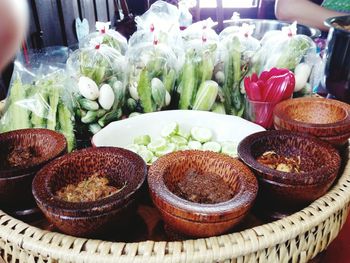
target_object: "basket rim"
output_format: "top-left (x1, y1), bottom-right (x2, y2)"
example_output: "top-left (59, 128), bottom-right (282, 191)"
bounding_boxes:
top-left (0, 145), bottom-right (350, 262)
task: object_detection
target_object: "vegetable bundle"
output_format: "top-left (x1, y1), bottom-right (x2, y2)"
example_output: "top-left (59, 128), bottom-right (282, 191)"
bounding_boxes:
top-left (0, 63), bottom-right (75, 151)
top-left (67, 44), bottom-right (126, 135)
top-left (125, 43), bottom-right (179, 114)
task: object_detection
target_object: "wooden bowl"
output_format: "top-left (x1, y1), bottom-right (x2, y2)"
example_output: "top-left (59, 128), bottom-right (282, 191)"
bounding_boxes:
top-left (0, 128), bottom-right (67, 210)
top-left (273, 98), bottom-right (350, 137)
top-left (148, 150), bottom-right (258, 238)
top-left (32, 147), bottom-right (147, 237)
top-left (238, 130), bottom-right (341, 209)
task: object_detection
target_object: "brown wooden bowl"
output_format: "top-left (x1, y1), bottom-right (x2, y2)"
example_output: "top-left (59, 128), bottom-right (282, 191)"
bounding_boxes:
top-left (32, 147), bottom-right (147, 237)
top-left (148, 150), bottom-right (258, 238)
top-left (237, 130), bottom-right (341, 209)
top-left (273, 98), bottom-right (350, 137)
top-left (0, 128), bottom-right (67, 210)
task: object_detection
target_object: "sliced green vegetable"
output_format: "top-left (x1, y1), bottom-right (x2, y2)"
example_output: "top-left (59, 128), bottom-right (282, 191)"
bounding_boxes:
top-left (125, 144), bottom-right (140, 153)
top-left (187, 140), bottom-right (202, 150)
top-left (138, 148), bottom-right (154, 163)
top-left (147, 138), bottom-right (167, 152)
top-left (169, 135), bottom-right (188, 146)
top-left (161, 122), bottom-right (179, 137)
top-left (202, 141), bottom-right (221, 152)
top-left (221, 141), bottom-right (238, 157)
top-left (191, 127), bottom-right (212, 143)
top-left (134, 135), bottom-right (151, 146)
top-left (155, 143), bottom-right (176, 157)
top-left (57, 103), bottom-right (75, 152)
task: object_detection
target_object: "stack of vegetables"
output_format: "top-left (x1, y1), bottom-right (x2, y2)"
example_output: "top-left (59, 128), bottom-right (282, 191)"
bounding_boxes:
top-left (178, 20), bottom-right (222, 112)
top-left (125, 42), bottom-right (179, 114)
top-left (66, 44), bottom-right (126, 135)
top-left (0, 68), bottom-right (75, 151)
top-left (218, 24), bottom-right (260, 116)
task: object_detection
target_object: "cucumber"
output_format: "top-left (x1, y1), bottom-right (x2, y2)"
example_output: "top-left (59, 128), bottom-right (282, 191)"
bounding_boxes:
top-left (190, 127), bottom-right (213, 143)
top-left (161, 122), bottom-right (178, 137)
top-left (169, 135), bottom-right (188, 146)
top-left (155, 143), bottom-right (176, 157)
top-left (79, 98), bottom-right (99, 111)
top-left (88, 123), bottom-right (102, 134)
top-left (187, 140), bottom-right (202, 150)
top-left (134, 135), bottom-right (151, 146)
top-left (202, 141), bottom-right (221, 152)
top-left (138, 148), bottom-right (154, 163)
top-left (125, 144), bottom-right (140, 153)
top-left (221, 141), bottom-right (238, 157)
top-left (147, 138), bottom-right (167, 152)
top-left (98, 108), bottom-right (122, 127)
top-left (81, 110), bottom-right (98, 124)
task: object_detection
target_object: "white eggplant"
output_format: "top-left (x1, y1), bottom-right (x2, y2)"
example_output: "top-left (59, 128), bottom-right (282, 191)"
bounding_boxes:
top-left (78, 76), bottom-right (99, 100)
top-left (294, 63), bottom-right (312, 92)
top-left (98, 84), bottom-right (115, 110)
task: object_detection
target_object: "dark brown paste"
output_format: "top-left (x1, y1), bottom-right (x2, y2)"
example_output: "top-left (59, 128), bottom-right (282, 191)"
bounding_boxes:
top-left (173, 170), bottom-right (235, 204)
top-left (56, 174), bottom-right (125, 202)
top-left (257, 151), bottom-right (302, 173)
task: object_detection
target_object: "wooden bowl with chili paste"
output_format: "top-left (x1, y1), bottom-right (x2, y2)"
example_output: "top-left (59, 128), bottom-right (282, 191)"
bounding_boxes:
top-left (32, 147), bottom-right (147, 237)
top-left (0, 128), bottom-right (67, 211)
top-left (273, 98), bottom-right (350, 146)
top-left (148, 150), bottom-right (258, 238)
top-left (237, 130), bottom-right (341, 210)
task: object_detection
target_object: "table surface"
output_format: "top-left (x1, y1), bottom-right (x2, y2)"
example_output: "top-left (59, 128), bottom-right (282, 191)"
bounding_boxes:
top-left (321, 213), bottom-right (350, 262)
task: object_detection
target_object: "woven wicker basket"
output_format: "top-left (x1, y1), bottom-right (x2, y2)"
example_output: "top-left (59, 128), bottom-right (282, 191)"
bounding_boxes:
top-left (0, 149), bottom-right (349, 263)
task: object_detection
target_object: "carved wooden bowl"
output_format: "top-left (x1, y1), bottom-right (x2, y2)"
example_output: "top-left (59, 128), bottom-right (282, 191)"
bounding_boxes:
top-left (238, 130), bottom-right (341, 209)
top-left (148, 150), bottom-right (258, 238)
top-left (273, 98), bottom-right (350, 140)
top-left (0, 128), bottom-right (67, 210)
top-left (32, 147), bottom-right (147, 237)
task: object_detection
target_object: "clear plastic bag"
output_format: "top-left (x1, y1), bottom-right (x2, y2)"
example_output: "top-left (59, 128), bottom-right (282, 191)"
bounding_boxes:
top-left (79, 29), bottom-right (128, 55)
top-left (251, 22), bottom-right (316, 74)
top-left (0, 47), bottom-right (76, 151)
top-left (125, 42), bottom-right (179, 113)
top-left (181, 18), bottom-right (219, 44)
top-left (66, 45), bottom-right (127, 136)
top-left (66, 44), bottom-right (126, 86)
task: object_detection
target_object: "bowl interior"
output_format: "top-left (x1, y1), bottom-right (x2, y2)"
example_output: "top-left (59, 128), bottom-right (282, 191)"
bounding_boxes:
top-left (163, 153), bottom-right (241, 204)
top-left (279, 99), bottom-right (348, 124)
top-left (0, 129), bottom-right (67, 177)
top-left (238, 131), bottom-right (340, 185)
top-left (33, 147), bottom-right (147, 217)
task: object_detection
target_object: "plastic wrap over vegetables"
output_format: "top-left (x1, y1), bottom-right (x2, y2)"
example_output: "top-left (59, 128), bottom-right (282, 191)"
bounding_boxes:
top-left (181, 18), bottom-right (219, 44)
top-left (0, 48), bottom-right (76, 151)
top-left (250, 22), bottom-right (316, 75)
top-left (218, 24), bottom-right (260, 116)
top-left (178, 39), bottom-right (220, 112)
top-left (129, 1), bottom-right (184, 65)
top-left (79, 29), bottom-right (128, 55)
top-left (67, 44), bottom-right (126, 135)
top-left (126, 42), bottom-right (179, 114)
top-left (66, 44), bottom-right (126, 85)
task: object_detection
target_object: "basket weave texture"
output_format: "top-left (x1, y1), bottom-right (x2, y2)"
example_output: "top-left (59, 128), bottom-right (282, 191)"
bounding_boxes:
top-left (0, 149), bottom-right (349, 263)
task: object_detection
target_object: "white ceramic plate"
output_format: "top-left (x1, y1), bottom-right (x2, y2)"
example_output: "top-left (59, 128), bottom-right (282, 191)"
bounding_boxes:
top-left (92, 110), bottom-right (265, 148)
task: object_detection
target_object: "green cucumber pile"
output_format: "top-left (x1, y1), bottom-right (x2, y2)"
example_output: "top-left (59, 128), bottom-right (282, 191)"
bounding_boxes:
top-left (125, 122), bottom-right (238, 164)
top-left (74, 76), bottom-right (124, 135)
top-left (0, 74), bottom-right (75, 152)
